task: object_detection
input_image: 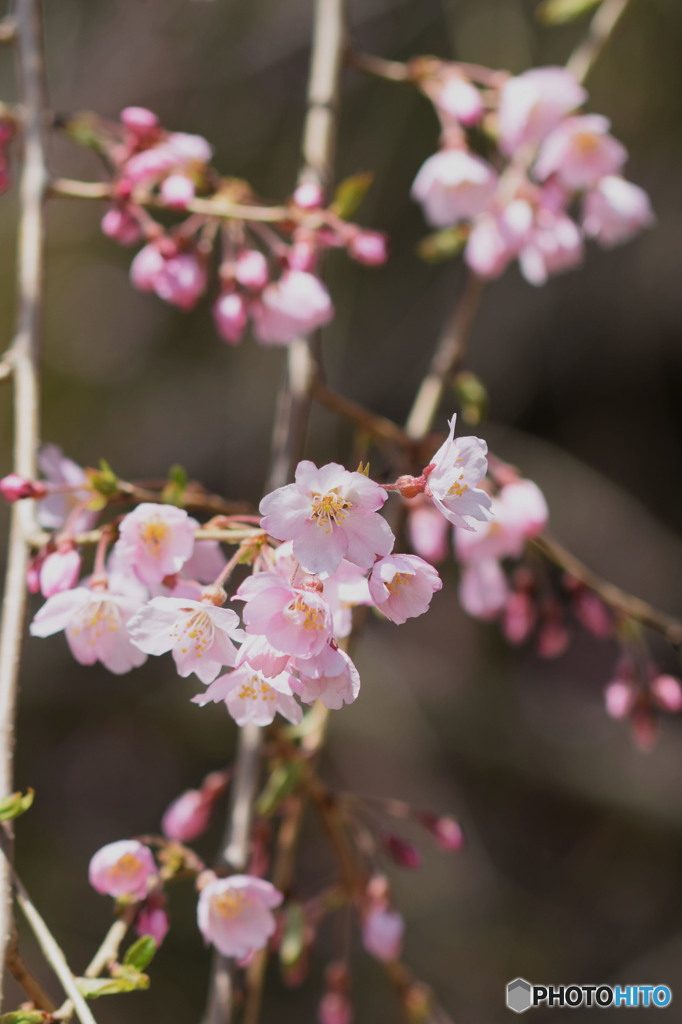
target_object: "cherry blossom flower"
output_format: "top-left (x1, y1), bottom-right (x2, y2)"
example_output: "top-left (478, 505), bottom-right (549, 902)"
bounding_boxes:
top-left (518, 208), bottom-right (584, 287)
top-left (292, 644), bottom-right (361, 710)
top-left (582, 175), bottom-right (655, 247)
top-left (30, 583), bottom-right (147, 674)
top-left (36, 445), bottom-right (96, 532)
top-left (213, 291), bottom-right (249, 345)
top-left (459, 558), bottom-right (509, 619)
top-left (534, 114), bottom-right (627, 191)
top-left (434, 76), bottom-right (484, 127)
top-left (115, 503), bottom-right (197, 587)
top-left (260, 461), bottom-right (393, 577)
top-left (160, 173), bottom-right (195, 209)
top-left (235, 249), bottom-right (269, 291)
top-left (193, 662), bottom-right (302, 727)
top-left (236, 573), bottom-right (333, 658)
top-left (362, 907), bottom-right (404, 962)
top-left (197, 875), bottom-right (283, 959)
top-left (89, 839), bottom-right (157, 899)
top-left (455, 479), bottom-right (548, 564)
top-left (411, 149), bottom-right (498, 228)
top-left (154, 251), bottom-right (208, 311)
top-left (162, 789), bottom-right (213, 842)
top-left (101, 206), bottom-right (142, 246)
top-left (424, 417), bottom-right (492, 530)
top-left (369, 553), bottom-right (442, 625)
top-left (128, 596), bottom-right (243, 684)
top-left (498, 67), bottom-right (587, 156)
top-left (406, 496), bottom-right (450, 564)
top-left (39, 545), bottom-right (81, 598)
top-left (251, 270), bottom-right (334, 345)
top-left (136, 899), bottom-right (170, 946)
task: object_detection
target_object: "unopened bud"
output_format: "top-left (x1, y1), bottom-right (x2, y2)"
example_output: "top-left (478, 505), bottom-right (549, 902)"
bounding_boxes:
top-left (162, 789), bottom-right (212, 842)
top-left (0, 474), bottom-right (46, 502)
top-left (40, 546), bottom-right (81, 598)
top-left (160, 173), bottom-right (196, 210)
top-left (418, 812), bottom-right (464, 851)
top-left (293, 182), bottom-right (324, 210)
top-left (349, 230), bottom-right (389, 267)
top-left (651, 674), bottom-right (682, 713)
top-left (201, 585), bottom-right (227, 606)
top-left (396, 474), bottom-right (426, 499)
top-left (235, 250), bottom-right (269, 291)
top-left (213, 291), bottom-right (248, 345)
top-left (381, 833), bottom-right (421, 870)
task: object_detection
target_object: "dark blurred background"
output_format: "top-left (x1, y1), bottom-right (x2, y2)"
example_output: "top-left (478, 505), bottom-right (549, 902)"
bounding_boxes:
top-left (2, 0), bottom-right (682, 1020)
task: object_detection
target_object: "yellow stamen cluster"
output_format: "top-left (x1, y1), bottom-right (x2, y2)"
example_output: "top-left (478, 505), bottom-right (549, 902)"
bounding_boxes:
top-left (172, 610), bottom-right (213, 658)
top-left (72, 601), bottom-right (120, 644)
top-left (385, 571), bottom-right (412, 594)
top-left (140, 516), bottom-right (170, 555)
top-left (447, 473), bottom-right (468, 498)
top-left (213, 889), bottom-right (248, 920)
top-left (238, 675), bottom-right (276, 703)
top-left (289, 595), bottom-right (326, 632)
top-left (310, 489), bottom-right (352, 533)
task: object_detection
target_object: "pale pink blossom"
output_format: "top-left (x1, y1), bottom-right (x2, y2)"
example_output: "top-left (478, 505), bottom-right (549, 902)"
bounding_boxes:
top-left (235, 634), bottom-right (291, 679)
top-left (213, 291), bottom-right (249, 345)
top-left (464, 213), bottom-right (513, 279)
top-left (406, 496), bottom-right (450, 564)
top-left (89, 839), bottom-right (157, 899)
top-left (498, 67), bottom-right (587, 156)
top-left (293, 182), bottom-right (324, 209)
top-left (101, 206), bottom-right (142, 246)
top-left (348, 231), bottom-right (389, 266)
top-left (411, 149), bottom-right (498, 228)
top-left (455, 479), bottom-right (548, 563)
top-left (605, 679), bottom-right (633, 719)
top-left (319, 559), bottom-right (373, 639)
top-left (534, 115), bottom-right (627, 191)
top-left (582, 175), bottom-right (654, 247)
top-left (193, 662), bottom-right (302, 727)
top-left (154, 252), bottom-right (207, 310)
top-left (128, 596), bottom-right (243, 684)
top-left (236, 573), bottom-right (333, 658)
top-left (162, 789), bottom-right (213, 842)
top-left (235, 249), bottom-right (269, 291)
top-left (424, 416), bottom-right (492, 530)
top-left (165, 131), bottom-right (213, 166)
top-left (362, 908), bottom-right (404, 962)
top-left (292, 645), bottom-right (361, 710)
top-left (121, 106), bottom-right (159, 137)
top-left (124, 147), bottom-right (177, 186)
top-left (197, 875), bottom-right (283, 959)
top-left (136, 901), bottom-right (170, 946)
top-left (260, 461), bottom-right (393, 577)
top-left (459, 558), bottom-right (509, 619)
top-left (251, 270), bottom-right (334, 345)
top-left (369, 553), bottom-right (442, 625)
top-left (181, 540), bottom-right (228, 585)
top-left (518, 208), bottom-right (584, 286)
top-left (651, 675), bottom-right (682, 713)
top-left (160, 173), bottom-right (196, 209)
top-left (115, 503), bottom-right (197, 587)
top-left (435, 76), bottom-right (484, 127)
top-left (30, 584), bottom-right (147, 674)
top-left (39, 546), bottom-right (81, 597)
top-left (130, 243), bottom-right (165, 292)
top-left (36, 445), bottom-right (96, 533)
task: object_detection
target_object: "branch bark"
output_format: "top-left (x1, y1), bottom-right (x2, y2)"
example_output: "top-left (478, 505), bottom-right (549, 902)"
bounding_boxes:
top-left (0, 0), bottom-right (48, 1005)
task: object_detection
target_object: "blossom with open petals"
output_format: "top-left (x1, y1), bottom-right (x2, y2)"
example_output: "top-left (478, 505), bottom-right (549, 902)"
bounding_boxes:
top-left (89, 839), bottom-right (156, 899)
top-left (292, 644), bottom-right (361, 710)
top-left (260, 461), bottom-right (393, 577)
top-left (128, 596), bottom-right (243, 684)
top-left (197, 875), bottom-right (283, 959)
top-left (369, 554), bottom-right (442, 625)
top-left (193, 662), bottom-right (302, 727)
top-left (534, 114), bottom-right (627, 191)
top-left (115, 503), bottom-right (197, 587)
top-left (498, 67), bottom-right (587, 157)
top-left (411, 149), bottom-right (498, 228)
top-left (236, 573), bottom-right (333, 658)
top-left (582, 175), bottom-right (654, 248)
top-left (424, 417), bottom-right (492, 530)
top-left (251, 270), bottom-right (334, 345)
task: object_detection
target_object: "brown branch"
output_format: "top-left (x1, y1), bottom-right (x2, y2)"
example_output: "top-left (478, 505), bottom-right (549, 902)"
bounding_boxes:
top-left (5, 932), bottom-right (56, 1011)
top-left (567, 0), bottom-right (632, 85)
top-left (0, 0), bottom-right (49, 1006)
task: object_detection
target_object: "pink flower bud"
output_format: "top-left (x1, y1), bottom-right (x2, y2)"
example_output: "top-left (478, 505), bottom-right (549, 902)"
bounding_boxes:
top-left (293, 182), bottom-right (324, 209)
top-left (162, 789), bottom-right (212, 842)
top-left (604, 680), bottom-right (633, 720)
top-left (573, 589), bottom-right (611, 637)
top-left (40, 546), bottom-right (81, 598)
top-left (536, 611), bottom-right (569, 659)
top-left (136, 901), bottom-right (170, 946)
top-left (348, 230), bottom-right (389, 266)
top-left (121, 106), bottom-right (160, 135)
top-left (418, 813), bottom-right (464, 851)
top-left (235, 249), bottom-right (269, 291)
top-left (154, 252), bottom-right (207, 310)
top-left (160, 173), bottom-right (196, 210)
top-left (1, 474), bottom-right (45, 502)
top-left (26, 553), bottom-right (45, 594)
top-left (651, 674), bottom-right (682, 713)
top-left (435, 77), bottom-right (484, 126)
top-left (381, 833), bottom-right (421, 870)
top-left (89, 839), bottom-right (157, 900)
top-left (124, 147), bottom-right (176, 185)
top-left (318, 993), bottom-right (353, 1024)
top-left (213, 291), bottom-right (248, 345)
top-left (251, 270), bottom-right (334, 345)
top-left (503, 590), bottom-right (537, 645)
top-left (362, 907), bottom-right (404, 962)
top-left (130, 244), bottom-right (165, 293)
top-left (632, 706), bottom-right (657, 752)
top-left (101, 206), bottom-right (142, 246)
top-left (288, 239), bottom-right (317, 272)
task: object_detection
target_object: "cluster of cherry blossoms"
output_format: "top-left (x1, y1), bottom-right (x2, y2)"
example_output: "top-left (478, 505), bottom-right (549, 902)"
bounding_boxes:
top-left (9, 418), bottom-right (492, 728)
top-left (410, 63), bottom-right (654, 284)
top-left (74, 106), bottom-right (388, 345)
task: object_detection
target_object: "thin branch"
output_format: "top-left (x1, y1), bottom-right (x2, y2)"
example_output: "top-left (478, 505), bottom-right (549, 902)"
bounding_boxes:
top-left (567, 0), bottom-right (631, 84)
top-left (55, 906), bottom-right (136, 1022)
top-left (0, 0), bottom-right (49, 1005)
top-left (346, 49), bottom-right (412, 82)
top-left (5, 932), bottom-right (56, 1011)
top-left (405, 272), bottom-right (484, 440)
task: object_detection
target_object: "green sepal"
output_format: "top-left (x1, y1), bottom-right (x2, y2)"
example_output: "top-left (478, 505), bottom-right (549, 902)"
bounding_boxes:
top-left (536, 0), bottom-right (602, 25)
top-left (0, 788), bottom-right (33, 823)
top-left (453, 371), bottom-right (489, 426)
top-left (58, 111), bottom-right (111, 155)
top-left (330, 173), bottom-right (374, 220)
top-left (86, 459), bottom-right (120, 510)
top-left (280, 902), bottom-right (305, 968)
top-left (417, 227), bottom-right (467, 263)
top-left (255, 761), bottom-right (306, 817)
top-left (123, 935), bottom-right (157, 972)
top-left (0, 1012), bottom-right (50, 1023)
top-left (161, 464), bottom-right (188, 507)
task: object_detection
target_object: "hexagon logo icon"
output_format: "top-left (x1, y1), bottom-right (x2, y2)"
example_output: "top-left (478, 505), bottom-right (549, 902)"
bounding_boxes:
top-left (507, 978), bottom-right (532, 1013)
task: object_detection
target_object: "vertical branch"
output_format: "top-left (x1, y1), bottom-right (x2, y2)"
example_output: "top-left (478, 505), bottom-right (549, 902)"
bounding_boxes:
top-left (203, 3), bottom-right (346, 1022)
top-left (0, 0), bottom-right (48, 1004)
top-left (567, 0), bottom-right (631, 84)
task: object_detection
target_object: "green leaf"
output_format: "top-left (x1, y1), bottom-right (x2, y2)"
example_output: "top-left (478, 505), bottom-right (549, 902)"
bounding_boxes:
top-left (86, 459), bottom-right (120, 509)
top-left (76, 976), bottom-right (138, 999)
top-left (536, 0), bottom-right (602, 25)
top-left (330, 173), bottom-right (374, 220)
top-left (0, 788), bottom-right (34, 823)
top-left (161, 464), bottom-right (188, 507)
top-left (255, 761), bottom-right (305, 817)
top-left (417, 227), bottom-right (467, 263)
top-left (0, 1012), bottom-right (50, 1023)
top-left (280, 902), bottom-right (305, 967)
top-left (453, 371), bottom-right (489, 426)
top-left (58, 111), bottom-right (110, 154)
top-left (123, 935), bottom-right (157, 972)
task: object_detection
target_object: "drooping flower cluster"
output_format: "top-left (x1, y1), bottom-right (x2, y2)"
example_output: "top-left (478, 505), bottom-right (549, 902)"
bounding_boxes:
top-left (65, 107), bottom-right (389, 345)
top-left (411, 64), bottom-right (654, 285)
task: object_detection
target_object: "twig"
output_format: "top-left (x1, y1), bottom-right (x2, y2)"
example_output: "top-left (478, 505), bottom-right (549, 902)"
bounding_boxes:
top-left (5, 932), bottom-right (56, 1010)
top-left (0, 0), bottom-right (49, 1005)
top-left (0, 835), bottom-right (98, 1024)
top-left (567, 0), bottom-right (631, 84)
top-left (55, 906), bottom-right (136, 1022)
top-left (312, 378), bottom-right (420, 454)
top-left (346, 49), bottom-right (412, 82)
top-left (405, 272), bottom-right (484, 440)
